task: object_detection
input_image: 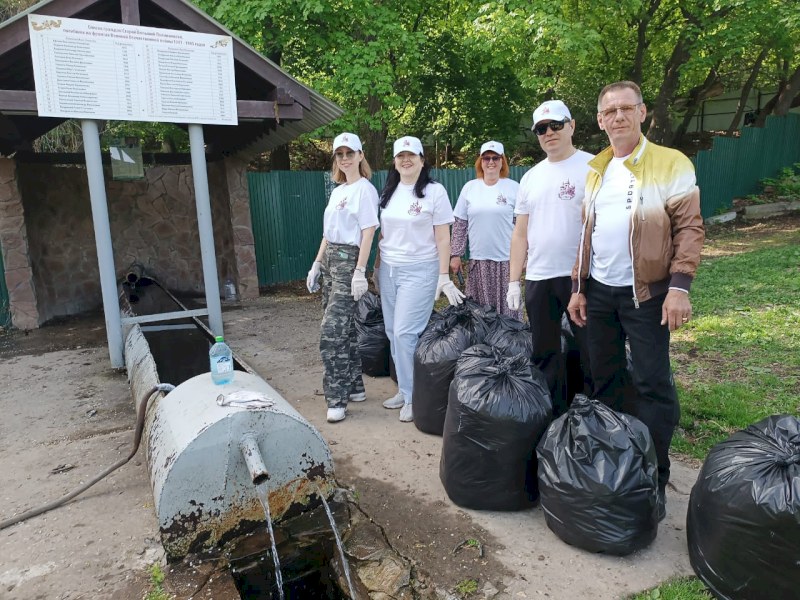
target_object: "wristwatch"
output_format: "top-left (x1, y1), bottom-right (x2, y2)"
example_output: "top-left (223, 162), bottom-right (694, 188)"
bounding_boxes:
top-left (355, 266), bottom-right (366, 273)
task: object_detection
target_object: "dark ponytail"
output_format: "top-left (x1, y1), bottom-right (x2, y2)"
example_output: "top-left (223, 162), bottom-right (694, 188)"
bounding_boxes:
top-left (379, 159), bottom-right (435, 209)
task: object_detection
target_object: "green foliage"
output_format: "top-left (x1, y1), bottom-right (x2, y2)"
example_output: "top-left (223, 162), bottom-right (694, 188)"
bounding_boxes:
top-left (628, 576), bottom-right (714, 600)
top-left (455, 578), bottom-right (479, 596)
top-left (671, 225), bottom-right (800, 458)
top-left (760, 163), bottom-right (800, 197)
top-left (144, 563), bottom-right (172, 600)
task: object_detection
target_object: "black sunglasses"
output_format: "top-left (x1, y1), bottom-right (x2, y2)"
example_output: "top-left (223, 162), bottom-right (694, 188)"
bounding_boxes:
top-left (533, 119), bottom-right (569, 136)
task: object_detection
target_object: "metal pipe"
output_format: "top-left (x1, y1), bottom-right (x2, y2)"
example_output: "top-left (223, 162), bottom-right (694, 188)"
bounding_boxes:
top-left (240, 434), bottom-right (269, 485)
top-left (188, 123), bottom-right (224, 337)
top-left (81, 119), bottom-right (124, 367)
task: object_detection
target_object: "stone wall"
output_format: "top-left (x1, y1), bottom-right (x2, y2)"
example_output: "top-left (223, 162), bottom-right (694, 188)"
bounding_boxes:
top-left (16, 160), bottom-right (253, 325)
top-left (0, 158), bottom-right (39, 329)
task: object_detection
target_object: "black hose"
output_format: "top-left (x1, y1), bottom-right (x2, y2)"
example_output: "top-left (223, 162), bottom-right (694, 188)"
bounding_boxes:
top-left (0, 383), bottom-right (174, 531)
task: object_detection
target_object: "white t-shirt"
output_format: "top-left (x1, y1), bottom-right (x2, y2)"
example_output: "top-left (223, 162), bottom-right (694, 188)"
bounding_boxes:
top-left (453, 178), bottom-right (519, 261)
top-left (379, 181), bottom-right (454, 266)
top-left (323, 178), bottom-right (380, 247)
top-left (515, 150), bottom-right (593, 280)
top-left (590, 156), bottom-right (636, 286)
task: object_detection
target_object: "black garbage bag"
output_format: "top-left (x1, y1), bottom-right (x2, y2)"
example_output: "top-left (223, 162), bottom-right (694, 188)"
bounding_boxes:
top-left (431, 298), bottom-right (496, 345)
top-left (354, 291), bottom-right (390, 377)
top-left (486, 314), bottom-right (532, 359)
top-left (440, 345), bottom-right (552, 510)
top-left (412, 319), bottom-right (474, 435)
top-left (537, 395), bottom-right (658, 555)
top-left (687, 414), bottom-right (800, 600)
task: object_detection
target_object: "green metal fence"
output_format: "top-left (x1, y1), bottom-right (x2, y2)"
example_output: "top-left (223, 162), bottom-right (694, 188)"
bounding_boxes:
top-left (693, 113), bottom-right (800, 218)
top-left (248, 166), bottom-right (531, 286)
top-left (249, 116), bottom-right (800, 286)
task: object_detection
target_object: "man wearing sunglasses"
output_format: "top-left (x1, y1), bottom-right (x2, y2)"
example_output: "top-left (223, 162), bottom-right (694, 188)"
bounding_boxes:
top-left (507, 100), bottom-right (593, 416)
top-left (567, 81), bottom-right (704, 522)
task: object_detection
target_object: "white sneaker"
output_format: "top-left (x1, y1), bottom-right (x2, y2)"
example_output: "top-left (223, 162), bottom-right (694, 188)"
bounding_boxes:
top-left (382, 391), bottom-right (405, 409)
top-left (399, 403), bottom-right (413, 422)
top-left (349, 392), bottom-right (367, 402)
top-left (326, 407), bottom-right (346, 422)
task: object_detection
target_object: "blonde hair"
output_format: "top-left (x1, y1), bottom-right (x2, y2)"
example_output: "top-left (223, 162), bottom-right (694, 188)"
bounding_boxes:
top-left (474, 153), bottom-right (510, 179)
top-left (331, 152), bottom-right (372, 184)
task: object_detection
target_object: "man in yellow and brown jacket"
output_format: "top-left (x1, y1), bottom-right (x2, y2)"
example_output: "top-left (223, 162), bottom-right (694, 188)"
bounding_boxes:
top-left (567, 81), bottom-right (704, 522)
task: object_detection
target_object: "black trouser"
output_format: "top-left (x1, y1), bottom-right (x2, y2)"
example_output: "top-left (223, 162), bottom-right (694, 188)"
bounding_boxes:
top-left (585, 278), bottom-right (679, 490)
top-left (525, 277), bottom-right (592, 416)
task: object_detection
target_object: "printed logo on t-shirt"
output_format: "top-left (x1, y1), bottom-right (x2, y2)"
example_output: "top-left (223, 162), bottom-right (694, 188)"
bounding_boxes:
top-left (496, 193), bottom-right (508, 205)
top-left (558, 181), bottom-right (576, 201)
top-left (408, 200), bottom-right (422, 216)
top-left (335, 196), bottom-right (348, 210)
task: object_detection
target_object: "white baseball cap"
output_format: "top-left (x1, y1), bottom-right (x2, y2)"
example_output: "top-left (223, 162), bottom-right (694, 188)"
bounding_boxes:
top-left (480, 140), bottom-right (504, 156)
top-left (393, 136), bottom-right (424, 157)
top-left (332, 132), bottom-right (362, 153)
top-left (532, 100), bottom-right (572, 129)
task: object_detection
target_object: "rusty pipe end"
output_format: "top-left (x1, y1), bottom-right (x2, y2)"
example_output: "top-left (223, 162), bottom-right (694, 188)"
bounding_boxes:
top-left (240, 434), bottom-right (269, 485)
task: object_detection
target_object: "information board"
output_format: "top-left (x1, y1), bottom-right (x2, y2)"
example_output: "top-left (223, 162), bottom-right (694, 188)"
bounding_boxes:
top-left (28, 15), bottom-right (238, 125)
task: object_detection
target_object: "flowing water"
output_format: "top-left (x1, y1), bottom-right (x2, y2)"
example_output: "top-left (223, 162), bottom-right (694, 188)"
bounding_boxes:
top-left (255, 482), bottom-right (285, 600)
top-left (318, 491), bottom-right (356, 599)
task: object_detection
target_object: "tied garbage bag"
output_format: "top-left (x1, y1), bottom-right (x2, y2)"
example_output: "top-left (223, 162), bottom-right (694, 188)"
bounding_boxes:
top-left (432, 298), bottom-right (496, 345)
top-left (486, 314), bottom-right (532, 359)
top-left (355, 291), bottom-right (391, 377)
top-left (537, 395), bottom-right (658, 555)
top-left (440, 345), bottom-right (552, 510)
top-left (412, 319), bottom-right (474, 435)
top-left (687, 414), bottom-right (800, 600)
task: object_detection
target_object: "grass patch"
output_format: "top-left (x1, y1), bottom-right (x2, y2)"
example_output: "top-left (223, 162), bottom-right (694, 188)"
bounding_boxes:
top-left (454, 578), bottom-right (479, 596)
top-left (144, 563), bottom-right (172, 600)
top-left (628, 576), bottom-right (714, 600)
top-left (670, 221), bottom-right (800, 459)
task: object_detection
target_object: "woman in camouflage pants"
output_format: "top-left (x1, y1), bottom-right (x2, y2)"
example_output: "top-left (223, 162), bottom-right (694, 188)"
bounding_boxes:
top-left (306, 133), bottom-right (380, 423)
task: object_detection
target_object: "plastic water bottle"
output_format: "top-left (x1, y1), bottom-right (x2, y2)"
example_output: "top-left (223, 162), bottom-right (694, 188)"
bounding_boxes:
top-left (209, 335), bottom-right (234, 385)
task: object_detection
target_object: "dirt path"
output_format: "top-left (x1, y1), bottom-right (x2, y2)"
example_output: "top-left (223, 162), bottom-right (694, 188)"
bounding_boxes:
top-left (0, 292), bottom-right (698, 599)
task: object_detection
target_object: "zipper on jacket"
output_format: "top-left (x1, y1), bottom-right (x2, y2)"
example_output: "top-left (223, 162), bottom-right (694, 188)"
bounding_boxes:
top-left (630, 185), bottom-right (640, 308)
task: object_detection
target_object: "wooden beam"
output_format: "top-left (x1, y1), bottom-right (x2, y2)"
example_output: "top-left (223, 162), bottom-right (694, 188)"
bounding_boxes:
top-left (120, 0), bottom-right (141, 25)
top-left (14, 151), bottom-right (224, 165)
top-left (0, 90), bottom-right (37, 113)
top-left (0, 0), bottom-right (102, 56)
top-left (236, 100), bottom-right (303, 121)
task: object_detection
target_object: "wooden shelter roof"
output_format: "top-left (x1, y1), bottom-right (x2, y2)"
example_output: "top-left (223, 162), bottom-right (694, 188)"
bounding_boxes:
top-left (0, 0), bottom-right (342, 158)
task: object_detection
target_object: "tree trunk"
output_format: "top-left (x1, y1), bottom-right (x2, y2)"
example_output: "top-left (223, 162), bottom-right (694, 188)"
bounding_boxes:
top-left (754, 92), bottom-right (781, 127)
top-left (647, 37), bottom-right (690, 145)
top-left (360, 93), bottom-right (388, 169)
top-left (673, 67), bottom-right (721, 142)
top-left (269, 145), bottom-right (291, 170)
top-left (629, 0), bottom-right (662, 84)
top-left (774, 65), bottom-right (800, 115)
top-left (726, 48), bottom-right (769, 135)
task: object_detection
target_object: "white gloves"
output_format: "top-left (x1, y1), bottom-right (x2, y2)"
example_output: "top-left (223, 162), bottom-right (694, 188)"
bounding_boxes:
top-left (371, 267), bottom-right (381, 295)
top-left (306, 261), bottom-right (321, 293)
top-left (352, 268), bottom-right (368, 301)
top-left (436, 273), bottom-right (465, 306)
top-left (507, 281), bottom-right (521, 311)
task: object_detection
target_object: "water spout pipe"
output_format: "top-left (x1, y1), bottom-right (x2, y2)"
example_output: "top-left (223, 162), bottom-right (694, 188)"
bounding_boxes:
top-left (240, 435), bottom-right (269, 485)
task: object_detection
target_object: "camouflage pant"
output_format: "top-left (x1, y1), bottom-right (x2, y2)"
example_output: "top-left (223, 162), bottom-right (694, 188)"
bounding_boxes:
top-left (320, 243), bottom-right (365, 408)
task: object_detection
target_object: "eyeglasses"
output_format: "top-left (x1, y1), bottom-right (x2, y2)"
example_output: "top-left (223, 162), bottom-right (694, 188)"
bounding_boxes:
top-left (334, 150), bottom-right (357, 160)
top-left (599, 103), bottom-right (642, 120)
top-left (533, 120), bottom-right (569, 136)
top-left (481, 155), bottom-right (502, 163)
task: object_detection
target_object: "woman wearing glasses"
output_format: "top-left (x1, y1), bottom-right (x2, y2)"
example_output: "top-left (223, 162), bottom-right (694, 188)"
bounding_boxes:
top-left (373, 136), bottom-right (465, 423)
top-left (449, 141), bottom-right (521, 318)
top-left (306, 133), bottom-right (379, 423)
